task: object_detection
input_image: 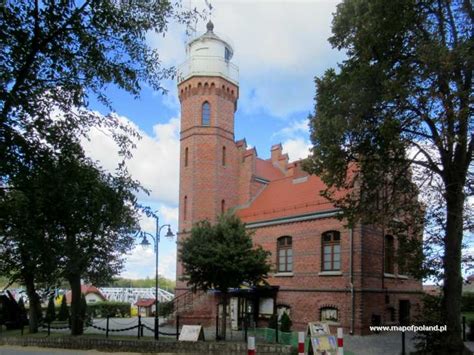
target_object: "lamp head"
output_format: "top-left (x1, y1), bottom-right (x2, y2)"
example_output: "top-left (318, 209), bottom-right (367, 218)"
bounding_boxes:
top-left (165, 226), bottom-right (174, 239)
top-left (139, 233), bottom-right (151, 247)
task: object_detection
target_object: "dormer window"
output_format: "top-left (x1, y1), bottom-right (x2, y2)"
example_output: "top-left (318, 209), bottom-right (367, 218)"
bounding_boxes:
top-left (202, 102), bottom-right (210, 126)
top-left (225, 47), bottom-right (231, 61)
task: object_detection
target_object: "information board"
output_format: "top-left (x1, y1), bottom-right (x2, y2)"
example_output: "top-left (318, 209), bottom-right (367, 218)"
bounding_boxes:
top-left (178, 325), bottom-right (205, 341)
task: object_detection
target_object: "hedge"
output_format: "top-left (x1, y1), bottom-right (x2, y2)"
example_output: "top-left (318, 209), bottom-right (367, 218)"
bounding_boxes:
top-left (86, 302), bottom-right (131, 318)
top-left (462, 293), bottom-right (474, 312)
top-left (42, 302), bottom-right (131, 318)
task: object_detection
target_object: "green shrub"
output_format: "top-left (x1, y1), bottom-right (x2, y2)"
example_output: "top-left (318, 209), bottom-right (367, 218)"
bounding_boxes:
top-left (86, 302), bottom-right (131, 318)
top-left (57, 296), bottom-right (69, 321)
top-left (462, 293), bottom-right (474, 312)
top-left (413, 294), bottom-right (448, 352)
top-left (44, 297), bottom-right (56, 323)
top-left (280, 312), bottom-right (292, 332)
top-left (158, 301), bottom-right (174, 317)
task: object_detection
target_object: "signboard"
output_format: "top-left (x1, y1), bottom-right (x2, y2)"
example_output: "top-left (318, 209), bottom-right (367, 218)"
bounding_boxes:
top-left (259, 297), bottom-right (274, 315)
top-left (308, 322), bottom-right (331, 337)
top-left (178, 325), bottom-right (205, 341)
top-left (311, 335), bottom-right (337, 353)
top-left (307, 322), bottom-right (337, 354)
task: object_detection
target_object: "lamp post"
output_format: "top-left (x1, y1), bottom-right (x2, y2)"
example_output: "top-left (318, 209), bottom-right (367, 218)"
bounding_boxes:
top-left (139, 216), bottom-right (174, 340)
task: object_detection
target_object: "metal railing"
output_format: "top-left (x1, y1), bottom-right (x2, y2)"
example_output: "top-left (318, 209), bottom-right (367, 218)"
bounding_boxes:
top-left (177, 56), bottom-right (239, 85)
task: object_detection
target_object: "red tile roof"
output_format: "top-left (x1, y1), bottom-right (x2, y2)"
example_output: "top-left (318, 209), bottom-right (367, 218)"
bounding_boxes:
top-left (255, 159), bottom-right (284, 181)
top-left (237, 174), bottom-right (338, 223)
top-left (135, 298), bottom-right (156, 307)
top-left (65, 284), bottom-right (106, 304)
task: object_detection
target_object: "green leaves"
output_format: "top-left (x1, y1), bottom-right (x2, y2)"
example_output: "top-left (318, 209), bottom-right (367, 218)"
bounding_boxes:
top-left (306, 0), bottom-right (472, 349)
top-left (179, 213), bottom-right (271, 293)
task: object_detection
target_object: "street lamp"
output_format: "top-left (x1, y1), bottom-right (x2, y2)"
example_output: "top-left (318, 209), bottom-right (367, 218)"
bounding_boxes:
top-left (139, 215), bottom-right (174, 340)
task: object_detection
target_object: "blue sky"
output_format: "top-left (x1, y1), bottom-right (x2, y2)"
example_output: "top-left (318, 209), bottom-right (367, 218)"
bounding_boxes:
top-left (82, 0), bottom-right (346, 281)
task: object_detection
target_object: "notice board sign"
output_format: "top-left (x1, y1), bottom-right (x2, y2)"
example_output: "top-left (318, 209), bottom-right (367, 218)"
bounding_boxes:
top-left (307, 322), bottom-right (331, 337)
top-left (178, 325), bottom-right (205, 341)
top-left (310, 335), bottom-right (337, 353)
top-left (307, 322), bottom-right (336, 354)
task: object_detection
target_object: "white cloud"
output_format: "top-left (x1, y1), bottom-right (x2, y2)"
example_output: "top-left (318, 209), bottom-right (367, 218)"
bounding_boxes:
top-left (148, 0), bottom-right (344, 118)
top-left (83, 114), bottom-right (180, 206)
top-left (282, 138), bottom-right (311, 162)
top-left (82, 116), bottom-right (181, 280)
top-left (274, 119), bottom-right (309, 139)
top-left (121, 242), bottom-right (177, 280)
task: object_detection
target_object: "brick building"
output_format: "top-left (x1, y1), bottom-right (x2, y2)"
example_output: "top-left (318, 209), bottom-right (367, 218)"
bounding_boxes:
top-left (174, 21), bottom-right (422, 335)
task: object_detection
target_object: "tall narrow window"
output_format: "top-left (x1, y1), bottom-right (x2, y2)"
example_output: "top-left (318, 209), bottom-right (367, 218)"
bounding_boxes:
top-left (184, 147), bottom-right (189, 167)
top-left (385, 235), bottom-right (395, 274)
top-left (202, 102), bottom-right (210, 126)
top-left (222, 146), bottom-right (226, 166)
top-left (221, 199), bottom-right (225, 214)
top-left (322, 231), bottom-right (341, 271)
top-left (184, 196), bottom-right (188, 220)
top-left (277, 236), bottom-right (293, 272)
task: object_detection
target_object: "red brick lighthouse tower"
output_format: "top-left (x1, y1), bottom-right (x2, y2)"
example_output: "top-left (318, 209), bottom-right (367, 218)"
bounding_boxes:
top-left (176, 21), bottom-right (239, 294)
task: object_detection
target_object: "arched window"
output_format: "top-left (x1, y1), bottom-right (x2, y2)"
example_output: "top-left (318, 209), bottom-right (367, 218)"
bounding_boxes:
top-left (184, 196), bottom-right (188, 220)
top-left (202, 102), bottom-right (210, 126)
top-left (320, 307), bottom-right (338, 322)
top-left (222, 146), bottom-right (226, 166)
top-left (322, 231), bottom-right (340, 271)
top-left (277, 236), bottom-right (293, 272)
top-left (221, 199), bottom-right (225, 214)
top-left (184, 147), bottom-right (189, 167)
top-left (384, 235), bottom-right (395, 274)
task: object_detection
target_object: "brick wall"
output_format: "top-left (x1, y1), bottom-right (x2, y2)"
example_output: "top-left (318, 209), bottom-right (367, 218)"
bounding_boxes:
top-left (174, 73), bottom-right (422, 336)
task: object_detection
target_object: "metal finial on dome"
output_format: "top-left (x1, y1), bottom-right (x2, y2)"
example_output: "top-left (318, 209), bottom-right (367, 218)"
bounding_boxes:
top-left (206, 20), bottom-right (214, 32)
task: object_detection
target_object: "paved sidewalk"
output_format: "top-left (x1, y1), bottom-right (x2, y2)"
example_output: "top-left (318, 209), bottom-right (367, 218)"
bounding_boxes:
top-left (344, 332), bottom-right (417, 355)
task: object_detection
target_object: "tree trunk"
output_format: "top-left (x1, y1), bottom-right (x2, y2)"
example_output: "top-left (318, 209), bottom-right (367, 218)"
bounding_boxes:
top-left (24, 275), bottom-right (40, 333)
top-left (221, 292), bottom-right (228, 341)
top-left (68, 275), bottom-right (83, 335)
top-left (442, 179), bottom-right (465, 352)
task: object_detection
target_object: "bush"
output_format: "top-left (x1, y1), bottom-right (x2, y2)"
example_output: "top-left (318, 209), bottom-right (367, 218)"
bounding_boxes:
top-left (86, 302), bottom-right (131, 318)
top-left (57, 295), bottom-right (69, 321)
top-left (413, 294), bottom-right (448, 353)
top-left (462, 293), bottom-right (474, 312)
top-left (280, 312), bottom-right (292, 332)
top-left (158, 301), bottom-right (174, 317)
top-left (44, 297), bottom-right (56, 323)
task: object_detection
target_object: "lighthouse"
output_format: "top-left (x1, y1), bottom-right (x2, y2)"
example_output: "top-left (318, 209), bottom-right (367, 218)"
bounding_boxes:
top-left (176, 21), bottom-right (240, 288)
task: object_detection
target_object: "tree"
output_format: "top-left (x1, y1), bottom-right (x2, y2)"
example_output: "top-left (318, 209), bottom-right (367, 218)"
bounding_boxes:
top-left (0, 157), bottom-right (60, 333)
top-left (279, 312), bottom-right (292, 333)
top-left (43, 146), bottom-right (140, 335)
top-left (1, 143), bottom-right (141, 335)
top-left (0, 0), bottom-right (199, 178)
top-left (58, 295), bottom-right (69, 322)
top-left (45, 296), bottom-right (56, 324)
top-left (304, 0), bottom-right (472, 350)
top-left (179, 213), bottom-right (271, 340)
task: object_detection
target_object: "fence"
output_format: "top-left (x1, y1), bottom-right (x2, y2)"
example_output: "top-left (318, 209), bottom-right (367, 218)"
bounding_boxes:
top-left (33, 315), bottom-right (181, 340)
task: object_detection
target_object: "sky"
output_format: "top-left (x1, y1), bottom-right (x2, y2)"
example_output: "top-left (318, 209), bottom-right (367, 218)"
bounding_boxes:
top-left (81, 0), bottom-right (346, 281)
